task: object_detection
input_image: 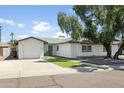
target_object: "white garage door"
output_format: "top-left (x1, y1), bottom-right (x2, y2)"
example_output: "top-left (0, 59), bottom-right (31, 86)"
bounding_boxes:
top-left (23, 45), bottom-right (42, 59)
top-left (19, 38), bottom-right (44, 59)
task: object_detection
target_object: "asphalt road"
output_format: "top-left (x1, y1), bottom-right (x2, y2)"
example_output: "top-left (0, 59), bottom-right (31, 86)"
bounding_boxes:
top-left (0, 70), bottom-right (124, 88)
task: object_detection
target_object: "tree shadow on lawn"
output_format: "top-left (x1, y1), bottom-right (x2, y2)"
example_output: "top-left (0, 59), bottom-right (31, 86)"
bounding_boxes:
top-left (86, 59), bottom-right (124, 65)
top-left (45, 56), bottom-right (124, 66)
top-left (71, 63), bottom-right (89, 68)
top-left (70, 62), bottom-right (98, 72)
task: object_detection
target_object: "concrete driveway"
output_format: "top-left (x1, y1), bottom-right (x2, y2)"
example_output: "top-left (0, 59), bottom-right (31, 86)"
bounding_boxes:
top-left (0, 59), bottom-right (78, 79)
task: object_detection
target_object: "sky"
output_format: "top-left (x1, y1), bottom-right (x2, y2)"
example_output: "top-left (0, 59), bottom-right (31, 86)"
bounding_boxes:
top-left (0, 5), bottom-right (73, 42)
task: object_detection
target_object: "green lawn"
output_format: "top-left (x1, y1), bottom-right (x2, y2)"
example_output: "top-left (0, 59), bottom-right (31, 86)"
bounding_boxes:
top-left (43, 56), bottom-right (107, 69)
top-left (43, 56), bottom-right (88, 68)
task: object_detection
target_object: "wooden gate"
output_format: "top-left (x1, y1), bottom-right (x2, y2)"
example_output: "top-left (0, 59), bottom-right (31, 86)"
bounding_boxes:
top-left (0, 47), bottom-right (3, 56)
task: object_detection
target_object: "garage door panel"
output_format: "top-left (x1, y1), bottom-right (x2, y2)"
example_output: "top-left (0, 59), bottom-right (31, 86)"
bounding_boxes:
top-left (23, 45), bottom-right (42, 59)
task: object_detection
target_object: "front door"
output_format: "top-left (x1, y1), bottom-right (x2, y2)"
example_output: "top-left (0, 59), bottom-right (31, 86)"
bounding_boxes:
top-left (48, 45), bottom-right (53, 56)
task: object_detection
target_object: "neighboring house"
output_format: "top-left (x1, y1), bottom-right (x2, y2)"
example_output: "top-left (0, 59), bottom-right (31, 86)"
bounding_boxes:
top-left (0, 43), bottom-right (10, 59)
top-left (17, 36), bottom-right (119, 59)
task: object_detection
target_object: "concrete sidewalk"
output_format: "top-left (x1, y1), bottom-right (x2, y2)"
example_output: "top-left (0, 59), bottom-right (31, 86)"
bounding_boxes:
top-left (0, 70), bottom-right (124, 88)
top-left (0, 59), bottom-right (78, 79)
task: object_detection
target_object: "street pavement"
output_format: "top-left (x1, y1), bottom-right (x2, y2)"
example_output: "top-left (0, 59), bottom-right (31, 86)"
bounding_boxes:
top-left (0, 70), bottom-right (124, 88)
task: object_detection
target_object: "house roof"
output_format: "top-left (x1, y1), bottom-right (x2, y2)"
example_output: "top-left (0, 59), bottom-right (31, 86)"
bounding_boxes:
top-left (53, 39), bottom-right (120, 45)
top-left (38, 37), bottom-right (72, 44)
top-left (18, 36), bottom-right (72, 44)
top-left (18, 37), bottom-right (48, 43)
top-left (17, 36), bottom-right (120, 45)
top-left (0, 43), bottom-right (10, 48)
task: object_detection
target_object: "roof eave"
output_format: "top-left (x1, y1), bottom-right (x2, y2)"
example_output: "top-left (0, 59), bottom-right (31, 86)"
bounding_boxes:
top-left (18, 36), bottom-right (48, 43)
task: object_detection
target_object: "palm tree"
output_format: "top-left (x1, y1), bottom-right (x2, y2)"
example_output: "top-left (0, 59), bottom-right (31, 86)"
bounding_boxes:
top-left (10, 32), bottom-right (14, 43)
top-left (9, 32), bottom-right (18, 58)
top-left (9, 32), bottom-right (18, 46)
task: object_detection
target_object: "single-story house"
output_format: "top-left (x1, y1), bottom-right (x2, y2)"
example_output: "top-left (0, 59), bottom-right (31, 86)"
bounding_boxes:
top-left (17, 36), bottom-right (119, 59)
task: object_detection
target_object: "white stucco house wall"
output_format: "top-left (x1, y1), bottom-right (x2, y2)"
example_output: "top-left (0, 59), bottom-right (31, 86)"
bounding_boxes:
top-left (17, 36), bottom-right (120, 59)
top-left (18, 37), bottom-right (47, 59)
top-left (53, 43), bottom-right (119, 58)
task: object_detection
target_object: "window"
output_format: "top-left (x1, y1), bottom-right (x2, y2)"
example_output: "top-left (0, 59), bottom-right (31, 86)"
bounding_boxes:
top-left (82, 45), bottom-right (92, 52)
top-left (57, 45), bottom-right (59, 51)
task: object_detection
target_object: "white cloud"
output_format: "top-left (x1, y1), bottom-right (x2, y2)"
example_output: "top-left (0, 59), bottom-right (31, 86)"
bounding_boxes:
top-left (17, 35), bottom-right (29, 40)
top-left (5, 19), bottom-right (15, 26)
top-left (53, 31), bottom-right (69, 38)
top-left (32, 21), bottom-right (51, 32)
top-left (0, 18), bottom-right (15, 26)
top-left (17, 23), bottom-right (25, 28)
top-left (0, 18), bottom-right (4, 23)
top-left (31, 31), bottom-right (40, 35)
top-left (0, 18), bottom-right (25, 28)
top-left (33, 21), bottom-right (38, 24)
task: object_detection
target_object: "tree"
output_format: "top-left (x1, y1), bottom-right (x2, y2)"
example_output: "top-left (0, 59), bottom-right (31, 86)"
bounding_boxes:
top-left (9, 40), bottom-right (18, 46)
top-left (113, 18), bottom-right (124, 59)
top-left (10, 32), bottom-right (14, 42)
top-left (73, 5), bottom-right (124, 59)
top-left (9, 32), bottom-right (18, 46)
top-left (57, 12), bottom-right (83, 41)
top-left (9, 32), bottom-right (18, 58)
